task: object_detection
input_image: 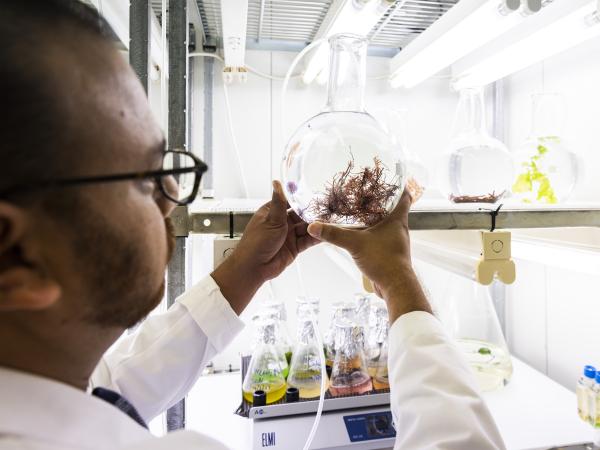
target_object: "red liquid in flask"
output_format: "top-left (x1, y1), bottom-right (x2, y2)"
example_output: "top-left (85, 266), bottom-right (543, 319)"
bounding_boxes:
top-left (329, 370), bottom-right (373, 396)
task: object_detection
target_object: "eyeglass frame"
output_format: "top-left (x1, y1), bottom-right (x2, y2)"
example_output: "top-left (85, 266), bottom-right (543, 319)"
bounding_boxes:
top-left (0, 149), bottom-right (208, 206)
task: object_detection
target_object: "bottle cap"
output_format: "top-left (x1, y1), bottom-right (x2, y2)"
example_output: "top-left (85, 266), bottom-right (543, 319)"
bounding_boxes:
top-left (253, 390), bottom-right (267, 407)
top-left (595, 372), bottom-right (600, 384)
top-left (585, 365), bottom-right (597, 379)
top-left (286, 387), bottom-right (300, 403)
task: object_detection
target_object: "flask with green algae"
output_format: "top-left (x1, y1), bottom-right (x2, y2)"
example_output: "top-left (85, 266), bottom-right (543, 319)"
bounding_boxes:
top-left (242, 318), bottom-right (287, 404)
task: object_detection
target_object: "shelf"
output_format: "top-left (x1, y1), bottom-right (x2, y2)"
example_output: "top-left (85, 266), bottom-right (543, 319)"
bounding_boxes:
top-left (170, 200), bottom-right (600, 236)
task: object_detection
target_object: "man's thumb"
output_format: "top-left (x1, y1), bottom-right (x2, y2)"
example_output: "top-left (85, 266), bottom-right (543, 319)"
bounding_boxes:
top-left (307, 222), bottom-right (353, 250)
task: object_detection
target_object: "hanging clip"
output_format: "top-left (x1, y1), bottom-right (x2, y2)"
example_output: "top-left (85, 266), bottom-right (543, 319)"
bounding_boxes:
top-left (476, 204), bottom-right (516, 285)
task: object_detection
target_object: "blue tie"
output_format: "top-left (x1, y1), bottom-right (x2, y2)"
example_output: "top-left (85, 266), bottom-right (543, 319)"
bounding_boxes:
top-left (92, 387), bottom-right (148, 429)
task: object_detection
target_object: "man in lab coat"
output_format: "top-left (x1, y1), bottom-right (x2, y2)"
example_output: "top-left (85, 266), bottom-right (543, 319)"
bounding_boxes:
top-left (0, 0), bottom-right (505, 449)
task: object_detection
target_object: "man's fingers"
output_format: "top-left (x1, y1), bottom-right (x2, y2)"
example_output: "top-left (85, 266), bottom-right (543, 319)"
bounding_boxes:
top-left (267, 180), bottom-right (288, 224)
top-left (307, 222), bottom-right (355, 250)
top-left (387, 188), bottom-right (412, 223)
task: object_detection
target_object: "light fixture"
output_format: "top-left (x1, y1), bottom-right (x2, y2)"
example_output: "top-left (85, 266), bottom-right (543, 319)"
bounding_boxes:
top-left (389, 0), bottom-right (530, 89)
top-left (452, 0), bottom-right (600, 90)
top-left (302, 0), bottom-right (392, 85)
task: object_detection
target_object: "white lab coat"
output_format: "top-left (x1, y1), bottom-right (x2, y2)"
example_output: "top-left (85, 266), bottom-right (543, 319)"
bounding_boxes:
top-left (0, 276), bottom-right (506, 450)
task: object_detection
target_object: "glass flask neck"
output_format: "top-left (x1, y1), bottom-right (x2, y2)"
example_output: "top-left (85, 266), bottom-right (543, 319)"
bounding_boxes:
top-left (297, 318), bottom-right (318, 344)
top-left (531, 92), bottom-right (564, 138)
top-left (453, 87), bottom-right (488, 136)
top-left (325, 34), bottom-right (367, 112)
top-left (258, 322), bottom-right (277, 345)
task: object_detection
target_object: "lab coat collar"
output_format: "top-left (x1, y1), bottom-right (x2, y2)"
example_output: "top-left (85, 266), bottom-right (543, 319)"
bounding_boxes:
top-left (0, 366), bottom-right (151, 450)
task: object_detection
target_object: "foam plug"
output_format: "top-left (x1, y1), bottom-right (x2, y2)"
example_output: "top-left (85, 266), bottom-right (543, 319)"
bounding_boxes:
top-left (476, 231), bottom-right (516, 285)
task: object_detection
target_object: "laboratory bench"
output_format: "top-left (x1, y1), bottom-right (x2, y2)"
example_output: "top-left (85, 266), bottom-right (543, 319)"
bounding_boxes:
top-left (184, 358), bottom-right (591, 450)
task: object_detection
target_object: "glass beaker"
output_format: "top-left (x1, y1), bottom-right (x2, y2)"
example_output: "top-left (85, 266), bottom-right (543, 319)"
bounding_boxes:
top-left (329, 317), bottom-right (373, 396)
top-left (373, 108), bottom-right (428, 202)
top-left (282, 33), bottom-right (406, 227)
top-left (512, 93), bottom-right (579, 204)
top-left (324, 301), bottom-right (358, 377)
top-left (438, 87), bottom-right (513, 204)
top-left (437, 275), bottom-right (513, 391)
top-left (242, 318), bottom-right (287, 404)
top-left (287, 300), bottom-right (328, 399)
top-left (365, 301), bottom-right (389, 378)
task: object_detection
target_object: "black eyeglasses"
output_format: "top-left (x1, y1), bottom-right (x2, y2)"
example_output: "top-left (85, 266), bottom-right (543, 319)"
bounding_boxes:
top-left (0, 150), bottom-right (208, 206)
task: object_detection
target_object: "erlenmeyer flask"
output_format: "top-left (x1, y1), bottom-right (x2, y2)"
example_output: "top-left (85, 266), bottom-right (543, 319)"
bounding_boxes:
top-left (262, 300), bottom-right (293, 368)
top-left (324, 301), bottom-right (357, 377)
top-left (374, 108), bottom-right (428, 202)
top-left (287, 300), bottom-right (328, 399)
top-left (439, 87), bottom-right (513, 204)
top-left (282, 33), bottom-right (406, 227)
top-left (242, 318), bottom-right (287, 404)
top-left (365, 301), bottom-right (388, 378)
top-left (512, 93), bottom-right (579, 204)
top-left (438, 275), bottom-right (513, 391)
top-left (372, 329), bottom-right (389, 390)
top-left (329, 317), bottom-right (373, 396)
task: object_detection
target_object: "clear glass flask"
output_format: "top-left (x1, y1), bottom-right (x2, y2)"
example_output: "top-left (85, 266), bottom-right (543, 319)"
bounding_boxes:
top-left (373, 108), bottom-right (428, 201)
top-left (242, 318), bottom-right (287, 404)
top-left (512, 93), bottom-right (579, 204)
top-left (329, 317), bottom-right (373, 396)
top-left (262, 300), bottom-right (293, 366)
top-left (437, 275), bottom-right (513, 391)
top-left (365, 301), bottom-right (389, 378)
top-left (287, 300), bottom-right (328, 399)
top-left (372, 328), bottom-right (390, 391)
top-left (282, 33), bottom-right (405, 227)
top-left (439, 87), bottom-right (513, 204)
top-left (324, 301), bottom-right (358, 377)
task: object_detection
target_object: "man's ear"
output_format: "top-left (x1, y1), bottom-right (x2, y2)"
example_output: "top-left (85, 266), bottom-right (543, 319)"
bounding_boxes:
top-left (0, 202), bottom-right (61, 311)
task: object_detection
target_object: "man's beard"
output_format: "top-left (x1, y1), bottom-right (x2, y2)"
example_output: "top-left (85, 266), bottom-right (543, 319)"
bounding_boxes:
top-left (79, 216), bottom-right (177, 329)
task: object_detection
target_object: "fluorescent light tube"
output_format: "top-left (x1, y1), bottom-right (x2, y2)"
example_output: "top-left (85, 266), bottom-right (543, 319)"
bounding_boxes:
top-left (452, 0), bottom-right (600, 90)
top-left (389, 0), bottom-right (525, 89)
top-left (302, 0), bottom-right (391, 85)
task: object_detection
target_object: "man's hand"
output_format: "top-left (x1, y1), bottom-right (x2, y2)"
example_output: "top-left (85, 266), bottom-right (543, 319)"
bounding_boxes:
top-left (306, 189), bottom-right (431, 324)
top-left (211, 181), bottom-right (318, 314)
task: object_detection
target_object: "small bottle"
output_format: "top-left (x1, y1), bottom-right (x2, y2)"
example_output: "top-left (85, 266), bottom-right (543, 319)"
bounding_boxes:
top-left (591, 371), bottom-right (600, 427)
top-left (577, 365), bottom-right (596, 422)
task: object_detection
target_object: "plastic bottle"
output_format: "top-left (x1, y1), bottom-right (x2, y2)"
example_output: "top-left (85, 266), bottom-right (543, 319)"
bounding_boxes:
top-left (591, 370), bottom-right (600, 427)
top-left (577, 365), bottom-right (597, 423)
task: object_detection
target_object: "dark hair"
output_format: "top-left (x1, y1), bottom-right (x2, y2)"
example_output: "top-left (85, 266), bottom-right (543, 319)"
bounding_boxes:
top-left (0, 0), bottom-right (115, 197)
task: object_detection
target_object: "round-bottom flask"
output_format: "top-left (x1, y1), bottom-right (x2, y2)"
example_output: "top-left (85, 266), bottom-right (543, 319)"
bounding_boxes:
top-left (282, 34), bottom-right (405, 228)
top-left (439, 87), bottom-right (513, 204)
top-left (512, 93), bottom-right (579, 204)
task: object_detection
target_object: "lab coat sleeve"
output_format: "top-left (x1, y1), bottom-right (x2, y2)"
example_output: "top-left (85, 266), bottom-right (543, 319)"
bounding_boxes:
top-left (89, 275), bottom-right (245, 423)
top-left (389, 311), bottom-right (506, 450)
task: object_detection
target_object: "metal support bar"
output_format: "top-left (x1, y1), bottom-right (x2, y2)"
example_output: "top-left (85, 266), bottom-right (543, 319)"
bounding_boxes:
top-left (202, 57), bottom-right (214, 196)
top-left (170, 208), bottom-right (600, 237)
top-left (167, 0), bottom-right (188, 432)
top-left (129, 0), bottom-right (150, 92)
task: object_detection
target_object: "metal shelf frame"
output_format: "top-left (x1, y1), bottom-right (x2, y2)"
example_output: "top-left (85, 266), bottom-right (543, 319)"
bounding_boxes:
top-left (169, 206), bottom-right (600, 237)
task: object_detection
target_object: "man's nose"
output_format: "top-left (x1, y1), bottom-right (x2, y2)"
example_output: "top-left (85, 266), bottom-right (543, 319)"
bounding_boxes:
top-left (158, 175), bottom-right (178, 217)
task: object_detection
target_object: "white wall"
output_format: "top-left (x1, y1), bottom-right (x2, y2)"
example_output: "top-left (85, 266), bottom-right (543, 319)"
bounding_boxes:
top-left (503, 35), bottom-right (600, 390)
